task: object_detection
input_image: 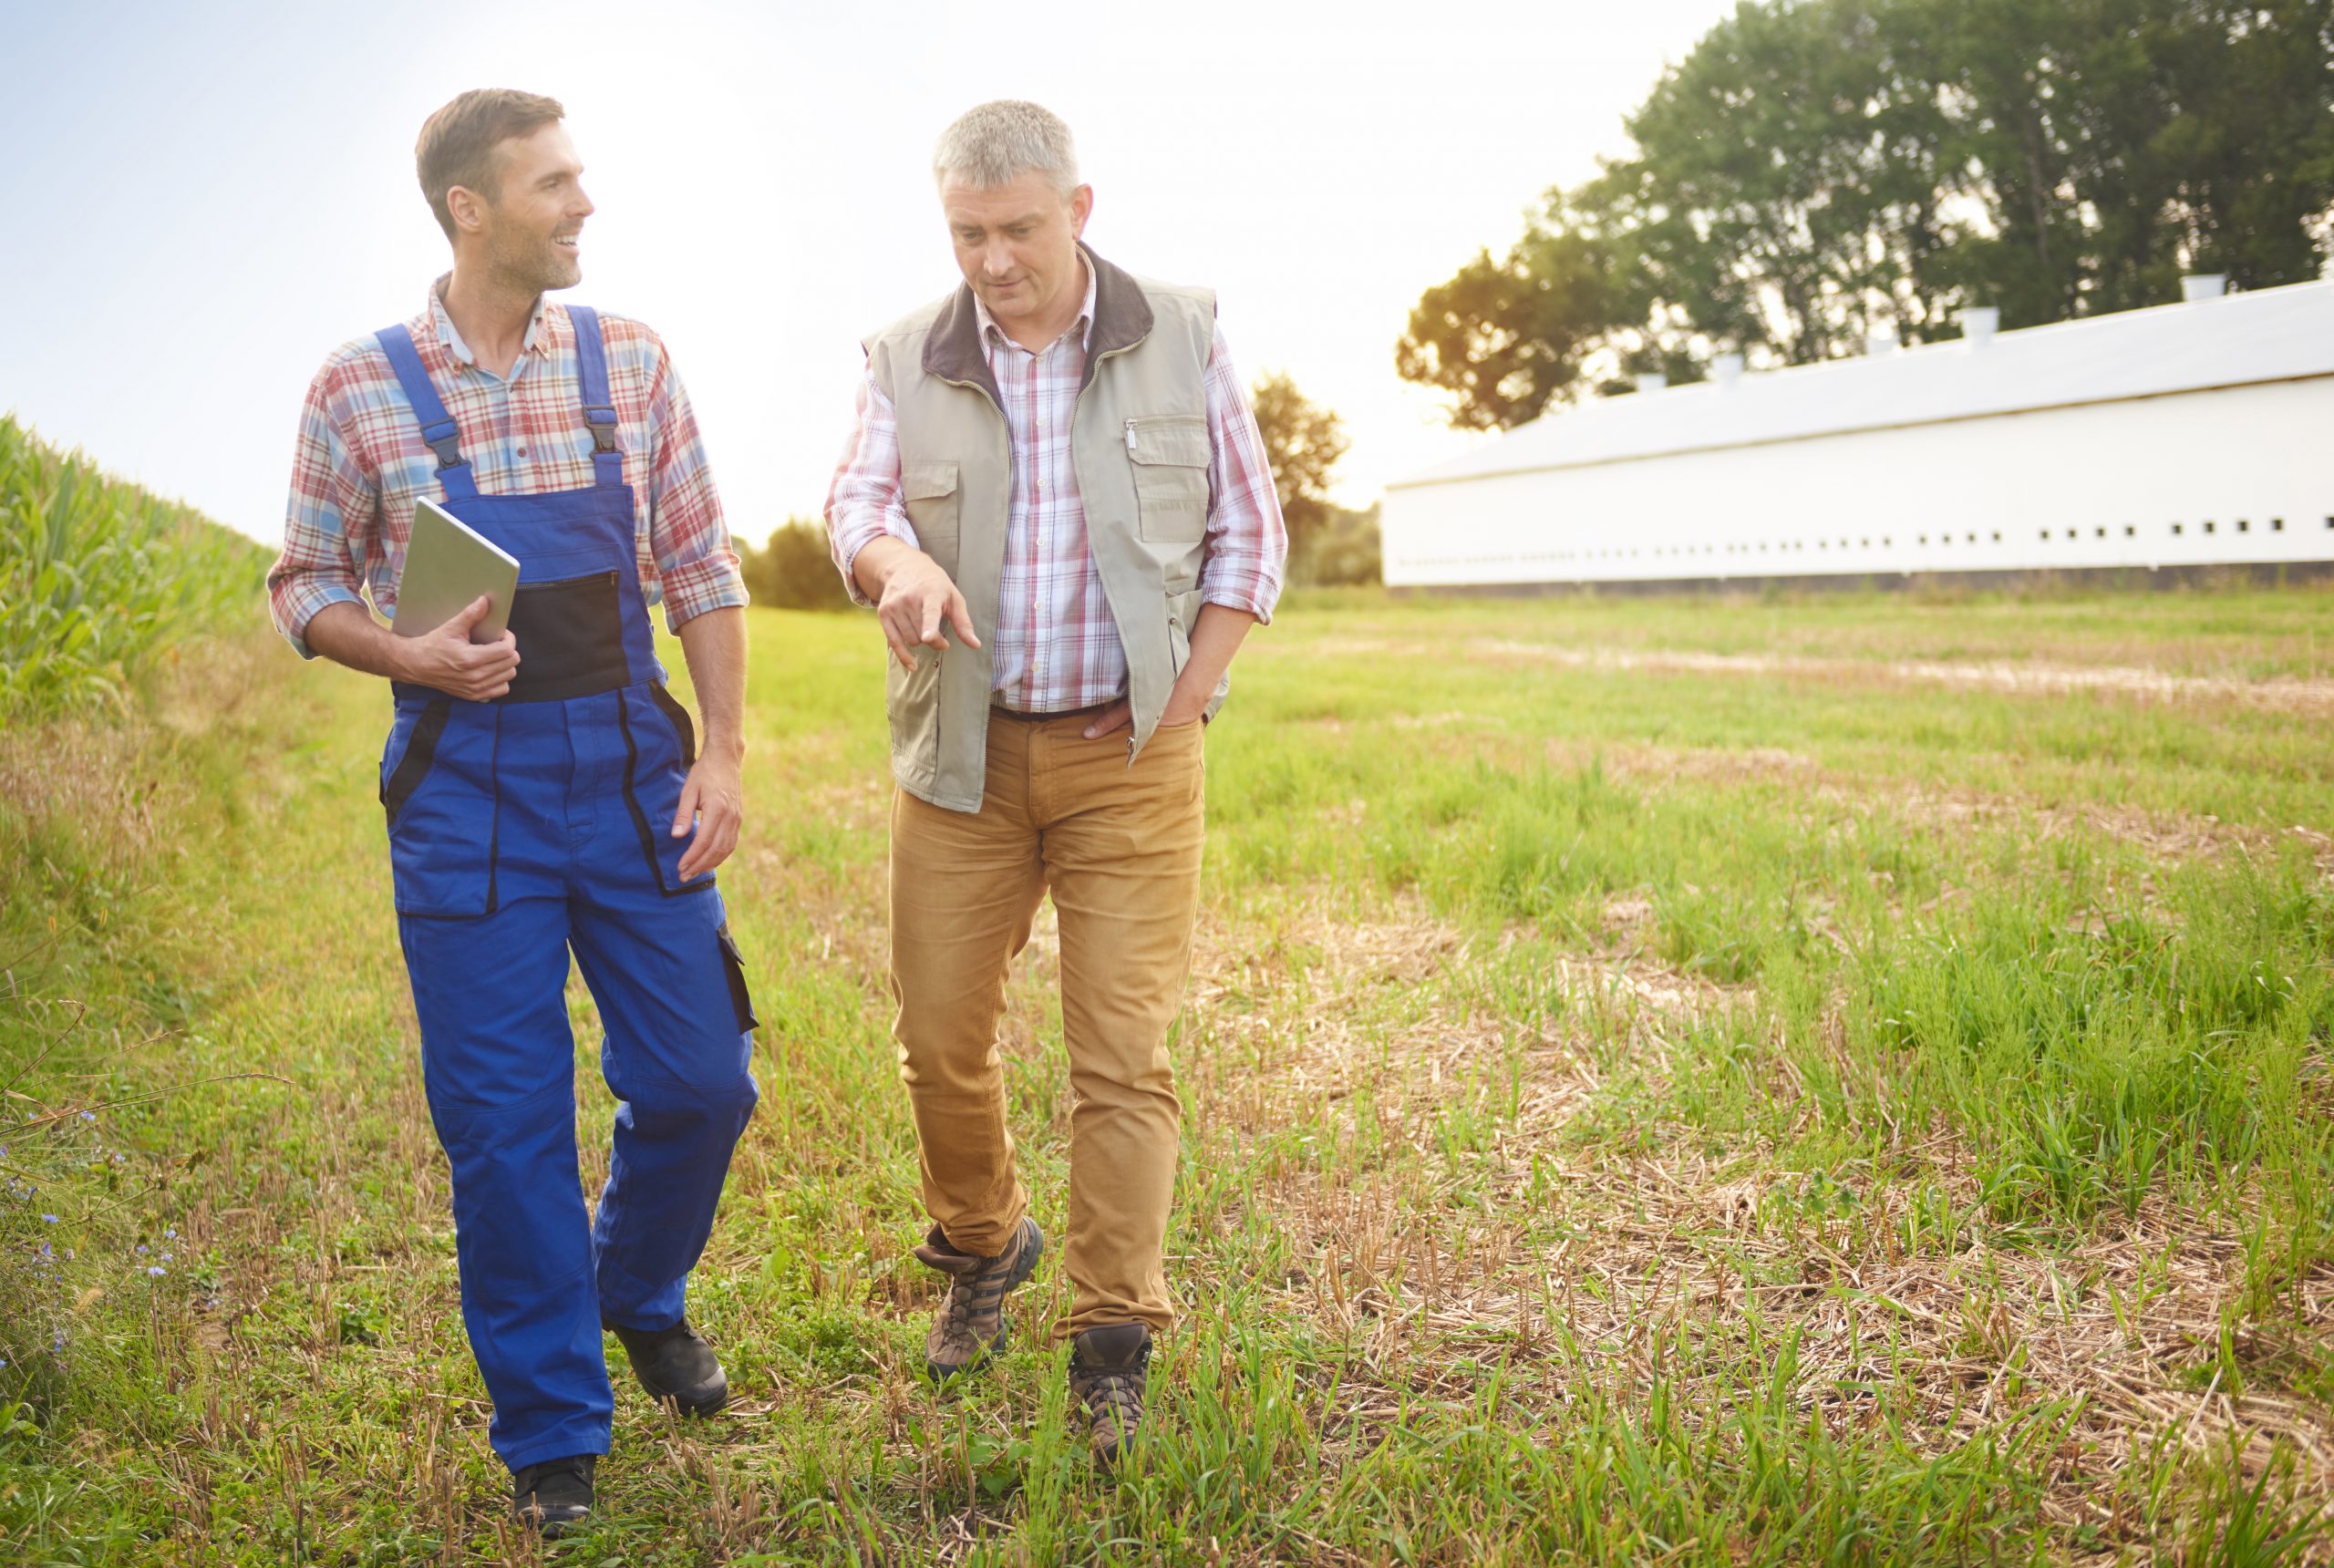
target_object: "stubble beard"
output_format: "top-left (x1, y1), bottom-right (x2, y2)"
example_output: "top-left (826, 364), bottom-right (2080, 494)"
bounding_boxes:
top-left (489, 225), bottom-right (581, 297)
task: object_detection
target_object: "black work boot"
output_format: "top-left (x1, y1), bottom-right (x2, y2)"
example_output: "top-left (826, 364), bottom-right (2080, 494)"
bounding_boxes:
top-left (511, 1453), bottom-right (595, 1535)
top-left (914, 1216), bottom-right (1045, 1382)
top-left (605, 1317), bottom-right (728, 1417)
top-left (1068, 1322), bottom-right (1152, 1470)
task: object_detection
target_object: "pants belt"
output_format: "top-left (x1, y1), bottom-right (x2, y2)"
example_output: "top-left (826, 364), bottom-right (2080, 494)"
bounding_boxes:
top-left (987, 698), bottom-right (1113, 724)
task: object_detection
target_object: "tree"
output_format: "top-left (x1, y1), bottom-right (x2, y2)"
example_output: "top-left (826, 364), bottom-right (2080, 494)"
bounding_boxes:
top-left (1400, 0), bottom-right (2334, 431)
top-left (1248, 371), bottom-right (1351, 559)
top-left (738, 517), bottom-right (854, 612)
top-left (1394, 201), bottom-right (1627, 430)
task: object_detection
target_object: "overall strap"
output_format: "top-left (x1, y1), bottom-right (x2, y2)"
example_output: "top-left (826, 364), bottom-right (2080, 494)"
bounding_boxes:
top-left (565, 305), bottom-right (625, 488)
top-left (374, 325), bottom-right (479, 502)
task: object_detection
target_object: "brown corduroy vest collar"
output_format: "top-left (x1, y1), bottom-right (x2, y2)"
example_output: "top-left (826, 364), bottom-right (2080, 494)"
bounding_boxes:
top-left (920, 243), bottom-right (1157, 410)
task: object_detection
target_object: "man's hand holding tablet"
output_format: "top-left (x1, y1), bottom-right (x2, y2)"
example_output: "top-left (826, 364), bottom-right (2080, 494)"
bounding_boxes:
top-left (399, 593), bottom-right (520, 701)
top-left (395, 498), bottom-right (522, 700)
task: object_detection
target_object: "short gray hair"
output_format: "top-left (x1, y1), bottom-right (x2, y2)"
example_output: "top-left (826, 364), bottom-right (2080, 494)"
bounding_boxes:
top-left (933, 100), bottom-right (1079, 197)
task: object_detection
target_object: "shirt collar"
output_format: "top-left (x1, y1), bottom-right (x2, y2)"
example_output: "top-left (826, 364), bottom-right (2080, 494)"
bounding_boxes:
top-left (428, 273), bottom-right (550, 368)
top-left (973, 253), bottom-right (1096, 356)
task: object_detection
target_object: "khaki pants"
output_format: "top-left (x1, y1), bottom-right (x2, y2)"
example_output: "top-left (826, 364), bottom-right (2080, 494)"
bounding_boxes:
top-left (888, 707), bottom-right (1206, 1336)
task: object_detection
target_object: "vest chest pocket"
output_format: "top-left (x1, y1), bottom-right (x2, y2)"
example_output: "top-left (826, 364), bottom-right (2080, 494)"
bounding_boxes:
top-left (1126, 416), bottom-right (1210, 543)
top-left (903, 460), bottom-right (961, 576)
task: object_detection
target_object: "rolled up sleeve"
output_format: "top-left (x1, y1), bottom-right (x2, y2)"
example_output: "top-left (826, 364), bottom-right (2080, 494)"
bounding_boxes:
top-left (267, 371), bottom-right (373, 658)
top-left (644, 340), bottom-right (749, 632)
top-left (1196, 325), bottom-right (1288, 624)
top-left (821, 366), bottom-right (920, 610)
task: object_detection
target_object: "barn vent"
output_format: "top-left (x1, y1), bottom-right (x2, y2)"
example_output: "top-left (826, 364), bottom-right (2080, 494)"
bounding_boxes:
top-left (1961, 306), bottom-right (1999, 347)
top-left (2181, 273), bottom-right (2227, 302)
top-left (1711, 352), bottom-right (1745, 388)
top-left (1634, 372), bottom-right (1668, 395)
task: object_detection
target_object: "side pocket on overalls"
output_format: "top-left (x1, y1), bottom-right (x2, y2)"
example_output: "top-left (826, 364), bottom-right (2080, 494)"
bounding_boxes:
top-left (383, 699), bottom-right (503, 919)
top-left (381, 698), bottom-right (451, 819)
top-left (649, 681), bottom-right (697, 769)
top-left (615, 686), bottom-right (712, 897)
top-left (716, 923), bottom-right (758, 1034)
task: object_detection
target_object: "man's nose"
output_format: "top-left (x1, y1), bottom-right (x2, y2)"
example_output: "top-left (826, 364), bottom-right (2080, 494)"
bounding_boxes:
top-left (573, 183), bottom-right (596, 220)
top-left (982, 240), bottom-right (1015, 277)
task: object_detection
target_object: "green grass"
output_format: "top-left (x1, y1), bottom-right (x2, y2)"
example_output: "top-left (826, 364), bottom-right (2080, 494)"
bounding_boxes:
top-left (2, 580), bottom-right (2331, 1563)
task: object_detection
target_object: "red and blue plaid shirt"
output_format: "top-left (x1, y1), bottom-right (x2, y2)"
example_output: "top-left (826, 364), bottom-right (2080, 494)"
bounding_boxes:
top-left (268, 278), bottom-right (747, 656)
top-left (823, 262), bottom-right (1286, 713)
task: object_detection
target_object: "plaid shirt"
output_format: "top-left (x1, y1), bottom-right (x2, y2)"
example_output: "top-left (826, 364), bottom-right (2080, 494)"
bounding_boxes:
top-left (267, 278), bottom-right (747, 656)
top-left (823, 262), bottom-right (1286, 712)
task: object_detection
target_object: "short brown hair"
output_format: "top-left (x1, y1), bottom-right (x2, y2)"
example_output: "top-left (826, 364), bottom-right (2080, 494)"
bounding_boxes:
top-left (415, 88), bottom-right (566, 240)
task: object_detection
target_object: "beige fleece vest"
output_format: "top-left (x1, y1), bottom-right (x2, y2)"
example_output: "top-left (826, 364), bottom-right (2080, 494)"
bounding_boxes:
top-left (863, 247), bottom-right (1226, 813)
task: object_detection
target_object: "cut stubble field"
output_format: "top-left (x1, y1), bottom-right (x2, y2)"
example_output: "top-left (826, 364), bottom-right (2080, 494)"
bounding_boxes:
top-left (3, 586), bottom-right (2331, 1564)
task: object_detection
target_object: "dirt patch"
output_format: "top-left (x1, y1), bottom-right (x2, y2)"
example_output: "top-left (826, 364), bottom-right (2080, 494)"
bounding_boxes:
top-left (1311, 635), bottom-right (2334, 717)
top-left (1599, 741), bottom-right (2334, 882)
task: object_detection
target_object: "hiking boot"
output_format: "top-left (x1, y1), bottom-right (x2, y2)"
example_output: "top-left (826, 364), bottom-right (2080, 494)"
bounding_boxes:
top-left (914, 1215), bottom-right (1045, 1382)
top-left (606, 1317), bottom-right (728, 1417)
top-left (511, 1453), bottom-right (595, 1535)
top-left (1068, 1322), bottom-right (1152, 1470)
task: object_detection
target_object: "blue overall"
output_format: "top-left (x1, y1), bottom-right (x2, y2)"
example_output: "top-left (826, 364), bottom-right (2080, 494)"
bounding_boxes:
top-left (374, 308), bottom-right (758, 1471)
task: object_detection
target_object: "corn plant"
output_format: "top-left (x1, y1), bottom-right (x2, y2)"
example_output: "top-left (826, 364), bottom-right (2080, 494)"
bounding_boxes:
top-left (0, 416), bottom-right (263, 723)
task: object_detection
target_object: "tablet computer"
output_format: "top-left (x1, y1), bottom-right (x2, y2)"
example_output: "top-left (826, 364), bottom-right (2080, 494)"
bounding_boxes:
top-left (394, 499), bottom-right (520, 641)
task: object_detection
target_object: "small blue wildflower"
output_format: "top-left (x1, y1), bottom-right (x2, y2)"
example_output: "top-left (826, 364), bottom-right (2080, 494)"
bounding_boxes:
top-left (41, 1214), bottom-right (57, 1224)
top-left (164, 1228), bottom-right (177, 1240)
top-left (135, 1243), bottom-right (147, 1254)
top-left (79, 1111), bottom-right (96, 1122)
top-left (160, 1252), bottom-right (172, 1263)
top-left (146, 1266), bottom-right (165, 1277)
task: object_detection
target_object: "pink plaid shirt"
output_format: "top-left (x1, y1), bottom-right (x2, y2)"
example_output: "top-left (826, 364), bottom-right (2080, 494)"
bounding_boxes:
top-left (268, 278), bottom-right (747, 657)
top-left (823, 263), bottom-right (1286, 713)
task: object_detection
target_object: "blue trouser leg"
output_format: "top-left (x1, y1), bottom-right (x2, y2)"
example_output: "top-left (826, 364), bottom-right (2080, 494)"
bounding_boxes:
top-left (573, 881), bottom-right (759, 1332)
top-left (400, 894), bottom-right (614, 1470)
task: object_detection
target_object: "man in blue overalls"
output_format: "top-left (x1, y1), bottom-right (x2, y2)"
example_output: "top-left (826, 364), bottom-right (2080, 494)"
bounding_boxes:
top-left (264, 89), bottom-right (758, 1534)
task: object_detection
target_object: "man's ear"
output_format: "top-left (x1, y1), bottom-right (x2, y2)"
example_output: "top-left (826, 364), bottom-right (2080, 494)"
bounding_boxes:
top-left (1069, 183), bottom-right (1093, 238)
top-left (446, 183), bottom-right (488, 235)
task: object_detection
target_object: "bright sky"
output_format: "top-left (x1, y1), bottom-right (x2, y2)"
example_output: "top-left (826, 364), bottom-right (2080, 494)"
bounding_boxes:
top-left (1, 0), bottom-right (1739, 548)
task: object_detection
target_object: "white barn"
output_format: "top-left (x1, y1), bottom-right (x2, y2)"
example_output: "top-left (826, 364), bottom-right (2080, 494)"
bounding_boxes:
top-left (1380, 276), bottom-right (2334, 591)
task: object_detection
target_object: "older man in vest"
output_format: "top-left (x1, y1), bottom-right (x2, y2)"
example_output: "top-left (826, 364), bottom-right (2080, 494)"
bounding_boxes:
top-left (823, 100), bottom-right (1286, 1465)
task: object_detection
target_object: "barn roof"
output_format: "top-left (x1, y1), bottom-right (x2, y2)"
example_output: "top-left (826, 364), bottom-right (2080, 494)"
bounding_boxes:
top-left (1389, 277), bottom-right (2334, 490)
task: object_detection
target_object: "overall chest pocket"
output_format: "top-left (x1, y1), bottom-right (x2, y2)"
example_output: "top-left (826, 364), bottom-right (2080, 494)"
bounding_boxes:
top-left (902, 460), bottom-right (962, 577)
top-left (381, 697), bottom-right (502, 919)
top-left (1126, 416), bottom-right (1211, 543)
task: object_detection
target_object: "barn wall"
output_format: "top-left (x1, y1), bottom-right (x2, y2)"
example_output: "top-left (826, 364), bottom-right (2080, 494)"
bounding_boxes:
top-left (1381, 377), bottom-right (2334, 587)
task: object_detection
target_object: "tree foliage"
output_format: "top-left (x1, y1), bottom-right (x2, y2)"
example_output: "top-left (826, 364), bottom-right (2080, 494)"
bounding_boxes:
top-left (1399, 0), bottom-right (2334, 429)
top-left (1248, 371), bottom-right (1351, 556)
top-left (739, 518), bottom-right (855, 612)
